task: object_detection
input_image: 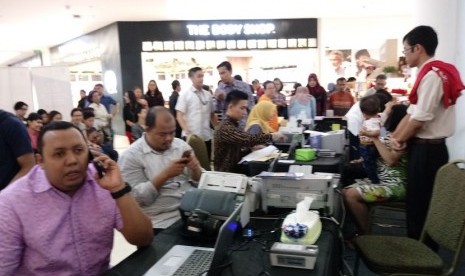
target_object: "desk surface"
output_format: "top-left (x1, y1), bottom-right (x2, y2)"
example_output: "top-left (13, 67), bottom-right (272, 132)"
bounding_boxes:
top-left (105, 218), bottom-right (340, 276)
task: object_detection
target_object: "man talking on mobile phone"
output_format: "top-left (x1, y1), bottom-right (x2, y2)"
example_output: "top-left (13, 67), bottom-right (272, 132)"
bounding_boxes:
top-left (119, 106), bottom-right (203, 235)
top-left (0, 121), bottom-right (153, 276)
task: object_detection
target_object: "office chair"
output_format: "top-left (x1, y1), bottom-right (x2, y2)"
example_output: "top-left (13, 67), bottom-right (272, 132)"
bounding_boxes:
top-left (187, 134), bottom-right (210, 171)
top-left (368, 201), bottom-right (406, 233)
top-left (353, 160), bottom-right (465, 275)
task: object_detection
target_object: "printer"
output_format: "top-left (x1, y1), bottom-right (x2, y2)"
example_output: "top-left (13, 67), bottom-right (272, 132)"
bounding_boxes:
top-left (260, 173), bottom-right (338, 216)
top-left (197, 171), bottom-right (260, 212)
top-left (321, 130), bottom-right (346, 154)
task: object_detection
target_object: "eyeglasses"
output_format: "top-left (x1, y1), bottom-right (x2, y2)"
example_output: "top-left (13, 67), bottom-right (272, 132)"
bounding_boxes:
top-left (402, 46), bottom-right (415, 55)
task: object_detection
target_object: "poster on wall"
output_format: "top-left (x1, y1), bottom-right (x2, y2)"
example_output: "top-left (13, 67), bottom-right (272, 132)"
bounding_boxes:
top-left (321, 48), bottom-right (382, 90)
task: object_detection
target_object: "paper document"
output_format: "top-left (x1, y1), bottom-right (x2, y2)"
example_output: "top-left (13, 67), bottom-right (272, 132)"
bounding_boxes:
top-left (256, 171), bottom-right (304, 179)
top-left (304, 130), bottom-right (328, 136)
top-left (238, 145), bottom-right (279, 164)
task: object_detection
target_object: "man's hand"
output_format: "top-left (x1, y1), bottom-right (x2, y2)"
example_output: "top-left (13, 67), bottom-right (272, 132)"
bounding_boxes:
top-left (390, 137), bottom-right (407, 151)
top-left (252, 145), bottom-right (266, 151)
top-left (185, 154), bottom-right (201, 171)
top-left (92, 152), bottom-right (125, 193)
top-left (164, 159), bottom-right (188, 179)
top-left (271, 132), bottom-right (287, 142)
top-left (216, 91), bottom-right (225, 101)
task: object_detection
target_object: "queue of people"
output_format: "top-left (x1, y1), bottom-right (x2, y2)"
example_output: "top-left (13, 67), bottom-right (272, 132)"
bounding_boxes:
top-left (0, 25), bottom-right (464, 275)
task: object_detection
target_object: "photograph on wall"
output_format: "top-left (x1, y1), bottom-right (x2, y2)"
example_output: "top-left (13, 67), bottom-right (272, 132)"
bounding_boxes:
top-left (321, 48), bottom-right (385, 91)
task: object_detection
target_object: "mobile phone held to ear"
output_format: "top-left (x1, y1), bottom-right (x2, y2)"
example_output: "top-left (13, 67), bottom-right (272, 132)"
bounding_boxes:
top-left (93, 160), bottom-right (106, 178)
top-left (89, 150), bottom-right (106, 178)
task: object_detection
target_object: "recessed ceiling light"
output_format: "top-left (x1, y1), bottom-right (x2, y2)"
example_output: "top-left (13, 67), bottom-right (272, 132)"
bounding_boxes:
top-left (73, 14), bottom-right (81, 19)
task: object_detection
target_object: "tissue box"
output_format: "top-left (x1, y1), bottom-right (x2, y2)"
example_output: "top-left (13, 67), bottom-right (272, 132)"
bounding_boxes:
top-left (295, 148), bottom-right (316, 161)
top-left (280, 212), bottom-right (322, 245)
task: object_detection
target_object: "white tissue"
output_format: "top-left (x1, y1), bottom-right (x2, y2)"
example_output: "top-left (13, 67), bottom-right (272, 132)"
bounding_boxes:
top-left (296, 196), bottom-right (315, 222)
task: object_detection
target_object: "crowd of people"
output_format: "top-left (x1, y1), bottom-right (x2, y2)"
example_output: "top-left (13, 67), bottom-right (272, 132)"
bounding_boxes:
top-left (0, 25), bottom-right (464, 275)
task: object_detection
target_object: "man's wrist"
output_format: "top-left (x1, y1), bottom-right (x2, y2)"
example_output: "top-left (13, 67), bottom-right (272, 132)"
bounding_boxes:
top-left (110, 183), bottom-right (132, 199)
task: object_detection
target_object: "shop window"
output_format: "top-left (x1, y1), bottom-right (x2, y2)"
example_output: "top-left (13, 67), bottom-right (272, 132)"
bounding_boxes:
top-left (288, 39), bottom-right (297, 48)
top-left (257, 39), bottom-right (267, 49)
top-left (247, 40), bottom-right (257, 49)
top-left (79, 75), bottom-right (88, 81)
top-left (185, 41), bottom-right (195, 50)
top-left (91, 74), bottom-right (102, 81)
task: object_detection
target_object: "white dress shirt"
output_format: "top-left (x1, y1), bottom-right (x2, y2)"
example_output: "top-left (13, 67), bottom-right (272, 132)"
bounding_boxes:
top-left (407, 58), bottom-right (455, 139)
top-left (175, 86), bottom-right (214, 141)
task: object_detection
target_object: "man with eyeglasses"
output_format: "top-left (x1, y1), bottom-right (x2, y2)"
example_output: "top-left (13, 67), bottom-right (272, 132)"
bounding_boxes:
top-left (391, 25), bottom-right (465, 245)
top-left (13, 101), bottom-right (29, 124)
top-left (118, 106), bottom-right (202, 235)
top-left (70, 108), bottom-right (85, 133)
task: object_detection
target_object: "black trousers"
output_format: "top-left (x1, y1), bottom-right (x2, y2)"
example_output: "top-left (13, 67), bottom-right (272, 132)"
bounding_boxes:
top-left (205, 140), bottom-right (212, 162)
top-left (406, 141), bottom-right (448, 240)
top-left (348, 131), bottom-right (360, 160)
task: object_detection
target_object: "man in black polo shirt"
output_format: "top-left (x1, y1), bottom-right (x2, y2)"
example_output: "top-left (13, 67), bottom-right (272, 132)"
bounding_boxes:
top-left (0, 109), bottom-right (35, 190)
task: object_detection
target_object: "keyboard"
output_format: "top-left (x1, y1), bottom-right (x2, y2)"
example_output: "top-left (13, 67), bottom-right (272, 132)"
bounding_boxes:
top-left (173, 249), bottom-right (213, 276)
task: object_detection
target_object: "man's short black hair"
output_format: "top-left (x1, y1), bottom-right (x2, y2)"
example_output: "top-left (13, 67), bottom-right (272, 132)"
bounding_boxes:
top-left (70, 108), bottom-right (82, 116)
top-left (403, 25), bottom-right (438, 56)
top-left (336, 77), bottom-right (346, 83)
top-left (83, 110), bottom-right (95, 120)
top-left (171, 80), bottom-right (180, 90)
top-left (225, 90), bottom-right (248, 107)
top-left (14, 101), bottom-right (28, 110)
top-left (375, 74), bottom-right (387, 81)
top-left (347, 77), bottom-right (357, 82)
top-left (94, 83), bottom-right (104, 88)
top-left (26, 112), bottom-right (42, 122)
top-left (37, 109), bottom-right (47, 116)
top-left (360, 95), bottom-right (380, 116)
top-left (188, 67), bottom-right (202, 78)
top-left (234, 75), bottom-right (243, 81)
top-left (145, 106), bottom-right (173, 130)
top-left (217, 61), bottom-right (232, 71)
top-left (37, 121), bottom-right (85, 154)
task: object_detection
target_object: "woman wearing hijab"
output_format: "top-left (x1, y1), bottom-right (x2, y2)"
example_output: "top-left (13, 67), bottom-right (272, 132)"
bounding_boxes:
top-left (245, 101), bottom-right (276, 135)
top-left (245, 101), bottom-right (276, 151)
top-left (288, 86), bottom-right (316, 120)
top-left (306, 73), bottom-right (327, 116)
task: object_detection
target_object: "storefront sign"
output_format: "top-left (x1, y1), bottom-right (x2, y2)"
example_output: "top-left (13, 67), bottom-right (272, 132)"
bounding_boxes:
top-left (186, 23), bottom-right (276, 36)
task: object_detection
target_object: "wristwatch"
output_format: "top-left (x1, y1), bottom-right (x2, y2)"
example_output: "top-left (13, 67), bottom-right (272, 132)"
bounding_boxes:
top-left (111, 183), bottom-right (132, 199)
